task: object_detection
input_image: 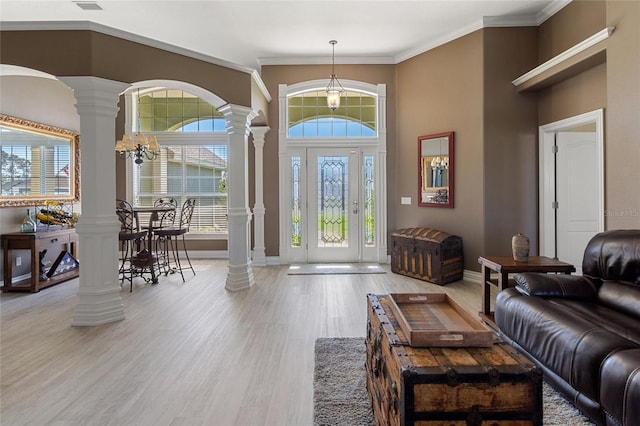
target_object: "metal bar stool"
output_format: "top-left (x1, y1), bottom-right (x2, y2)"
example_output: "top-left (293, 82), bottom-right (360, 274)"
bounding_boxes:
top-left (116, 199), bottom-right (147, 291)
top-left (153, 198), bottom-right (196, 282)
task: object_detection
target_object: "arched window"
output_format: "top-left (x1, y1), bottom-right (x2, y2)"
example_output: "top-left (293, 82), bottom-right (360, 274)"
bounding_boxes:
top-left (138, 89), bottom-right (226, 133)
top-left (131, 88), bottom-right (228, 235)
top-left (287, 89), bottom-right (376, 138)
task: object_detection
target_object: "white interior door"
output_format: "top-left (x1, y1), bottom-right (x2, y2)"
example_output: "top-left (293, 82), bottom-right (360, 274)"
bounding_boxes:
top-left (556, 132), bottom-right (599, 274)
top-left (307, 148), bottom-right (360, 262)
top-left (539, 109), bottom-right (604, 275)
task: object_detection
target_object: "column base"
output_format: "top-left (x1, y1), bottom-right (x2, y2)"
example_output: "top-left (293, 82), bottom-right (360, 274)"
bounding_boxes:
top-left (72, 285), bottom-right (125, 326)
top-left (252, 248), bottom-right (267, 267)
top-left (225, 263), bottom-right (255, 292)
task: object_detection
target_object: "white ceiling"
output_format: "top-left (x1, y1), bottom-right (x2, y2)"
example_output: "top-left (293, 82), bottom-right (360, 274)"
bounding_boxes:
top-left (0, 0), bottom-right (570, 73)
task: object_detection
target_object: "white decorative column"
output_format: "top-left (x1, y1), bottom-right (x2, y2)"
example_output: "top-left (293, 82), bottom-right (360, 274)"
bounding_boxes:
top-left (60, 76), bottom-right (129, 326)
top-left (250, 126), bottom-right (270, 266)
top-left (220, 104), bottom-right (256, 291)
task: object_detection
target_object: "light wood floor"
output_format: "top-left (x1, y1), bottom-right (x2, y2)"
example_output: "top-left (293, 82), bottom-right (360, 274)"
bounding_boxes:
top-left (1, 261), bottom-right (489, 426)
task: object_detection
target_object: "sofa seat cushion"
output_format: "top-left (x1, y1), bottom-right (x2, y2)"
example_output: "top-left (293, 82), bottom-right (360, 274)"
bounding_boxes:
top-left (547, 299), bottom-right (640, 343)
top-left (496, 288), bottom-right (639, 402)
top-left (600, 348), bottom-right (640, 426)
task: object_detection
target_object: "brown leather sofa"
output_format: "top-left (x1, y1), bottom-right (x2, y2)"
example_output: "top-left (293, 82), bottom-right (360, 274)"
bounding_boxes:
top-left (495, 230), bottom-right (640, 426)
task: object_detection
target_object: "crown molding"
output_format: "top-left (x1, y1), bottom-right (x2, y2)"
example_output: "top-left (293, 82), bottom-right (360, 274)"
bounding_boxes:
top-left (251, 70), bottom-right (272, 102)
top-left (483, 15), bottom-right (539, 27)
top-left (258, 56), bottom-right (396, 66)
top-left (536, 0), bottom-right (573, 25)
top-left (0, 20), bottom-right (256, 75)
top-left (395, 19), bottom-right (484, 64)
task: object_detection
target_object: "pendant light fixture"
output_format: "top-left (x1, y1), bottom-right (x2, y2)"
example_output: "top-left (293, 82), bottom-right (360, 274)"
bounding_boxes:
top-left (115, 88), bottom-right (160, 165)
top-left (326, 40), bottom-right (344, 111)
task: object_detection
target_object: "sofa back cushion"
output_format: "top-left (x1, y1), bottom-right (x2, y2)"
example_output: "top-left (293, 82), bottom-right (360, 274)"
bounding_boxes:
top-left (582, 230), bottom-right (640, 284)
top-left (598, 280), bottom-right (640, 320)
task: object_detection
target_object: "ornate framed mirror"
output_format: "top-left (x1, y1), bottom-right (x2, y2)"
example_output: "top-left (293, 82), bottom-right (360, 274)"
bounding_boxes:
top-left (1, 114), bottom-right (80, 207)
top-left (418, 131), bottom-right (454, 208)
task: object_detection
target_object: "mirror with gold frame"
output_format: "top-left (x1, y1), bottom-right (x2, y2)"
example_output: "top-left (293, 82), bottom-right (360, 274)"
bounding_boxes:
top-left (1, 114), bottom-right (80, 207)
top-left (418, 131), bottom-right (454, 208)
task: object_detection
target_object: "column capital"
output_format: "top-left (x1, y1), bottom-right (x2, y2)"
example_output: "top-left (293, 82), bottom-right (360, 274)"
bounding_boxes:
top-left (250, 125), bottom-right (271, 137)
top-left (219, 104), bottom-right (258, 135)
top-left (59, 76), bottom-right (130, 118)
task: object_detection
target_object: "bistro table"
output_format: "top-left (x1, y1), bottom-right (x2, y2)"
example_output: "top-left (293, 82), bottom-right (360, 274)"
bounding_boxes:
top-left (131, 205), bottom-right (175, 284)
top-left (478, 255), bottom-right (575, 330)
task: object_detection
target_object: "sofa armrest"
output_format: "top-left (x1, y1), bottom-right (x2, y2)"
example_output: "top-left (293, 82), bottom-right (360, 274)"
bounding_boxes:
top-left (514, 273), bottom-right (600, 300)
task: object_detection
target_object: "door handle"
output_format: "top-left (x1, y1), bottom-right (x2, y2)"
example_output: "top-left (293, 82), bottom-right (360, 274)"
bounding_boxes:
top-left (353, 200), bottom-right (359, 214)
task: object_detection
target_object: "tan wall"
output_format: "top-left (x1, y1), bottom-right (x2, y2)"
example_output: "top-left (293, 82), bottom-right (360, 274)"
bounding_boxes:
top-left (537, 63), bottom-right (606, 125)
top-left (605, 0), bottom-right (640, 228)
top-left (259, 64), bottom-right (397, 257)
top-left (0, 30), bottom-right (252, 107)
top-left (538, 1), bottom-right (606, 62)
top-left (2, 0), bottom-right (638, 272)
top-left (483, 27), bottom-right (539, 256)
top-left (537, 0), bottom-right (640, 230)
top-left (396, 31), bottom-right (485, 270)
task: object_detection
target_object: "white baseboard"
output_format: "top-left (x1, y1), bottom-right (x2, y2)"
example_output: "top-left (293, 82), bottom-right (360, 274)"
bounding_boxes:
top-left (0, 273), bottom-right (32, 288)
top-left (463, 269), bottom-right (482, 284)
top-left (188, 250), bottom-right (228, 259)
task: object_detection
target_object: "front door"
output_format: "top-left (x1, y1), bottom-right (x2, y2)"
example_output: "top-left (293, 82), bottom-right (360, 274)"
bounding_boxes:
top-left (307, 148), bottom-right (360, 262)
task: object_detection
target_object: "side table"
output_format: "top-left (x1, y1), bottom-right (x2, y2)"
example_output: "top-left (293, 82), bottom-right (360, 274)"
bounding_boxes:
top-left (478, 256), bottom-right (575, 330)
top-left (2, 229), bottom-right (79, 293)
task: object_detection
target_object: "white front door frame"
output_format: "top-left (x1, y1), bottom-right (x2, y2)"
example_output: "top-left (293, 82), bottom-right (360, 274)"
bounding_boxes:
top-left (278, 80), bottom-right (387, 264)
top-left (539, 109), bottom-right (604, 261)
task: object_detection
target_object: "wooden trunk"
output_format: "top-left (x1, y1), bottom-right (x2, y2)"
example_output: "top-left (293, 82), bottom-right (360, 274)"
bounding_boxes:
top-left (390, 228), bottom-right (463, 285)
top-left (365, 294), bottom-right (543, 426)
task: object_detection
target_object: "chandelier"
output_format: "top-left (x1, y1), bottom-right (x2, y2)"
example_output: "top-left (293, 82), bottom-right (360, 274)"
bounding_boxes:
top-left (326, 40), bottom-right (344, 111)
top-left (115, 88), bottom-right (160, 165)
top-left (430, 156), bottom-right (449, 170)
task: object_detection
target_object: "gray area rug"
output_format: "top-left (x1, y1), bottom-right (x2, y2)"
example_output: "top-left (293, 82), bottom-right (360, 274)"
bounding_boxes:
top-left (313, 337), bottom-right (595, 426)
top-left (288, 264), bottom-right (386, 275)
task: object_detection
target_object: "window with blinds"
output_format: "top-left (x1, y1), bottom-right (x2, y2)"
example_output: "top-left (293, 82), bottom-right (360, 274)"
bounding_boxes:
top-left (132, 144), bottom-right (228, 233)
top-left (129, 88), bottom-right (228, 235)
top-left (1, 144), bottom-right (71, 196)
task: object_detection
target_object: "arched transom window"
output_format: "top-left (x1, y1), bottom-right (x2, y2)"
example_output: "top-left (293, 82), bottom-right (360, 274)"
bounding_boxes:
top-left (287, 90), bottom-right (377, 138)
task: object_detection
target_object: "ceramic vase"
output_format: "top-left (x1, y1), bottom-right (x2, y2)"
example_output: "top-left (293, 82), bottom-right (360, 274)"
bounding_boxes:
top-left (512, 233), bottom-right (529, 262)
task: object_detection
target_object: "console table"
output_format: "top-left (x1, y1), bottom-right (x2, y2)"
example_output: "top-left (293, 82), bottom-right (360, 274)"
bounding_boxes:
top-left (2, 229), bottom-right (79, 293)
top-left (478, 255), bottom-right (575, 330)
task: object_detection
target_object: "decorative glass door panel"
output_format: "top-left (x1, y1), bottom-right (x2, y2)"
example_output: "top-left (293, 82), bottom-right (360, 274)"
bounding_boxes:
top-left (308, 148), bottom-right (359, 262)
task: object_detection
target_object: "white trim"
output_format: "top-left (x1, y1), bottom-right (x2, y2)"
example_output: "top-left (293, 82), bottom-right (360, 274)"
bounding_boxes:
top-left (395, 19), bottom-right (484, 64)
top-left (483, 15), bottom-right (539, 27)
top-left (4, 5), bottom-right (569, 70)
top-left (251, 70), bottom-right (272, 102)
top-left (512, 28), bottom-right (614, 88)
top-left (184, 233), bottom-right (228, 241)
top-left (536, 0), bottom-right (573, 25)
top-left (0, 273), bottom-right (32, 287)
top-left (0, 64), bottom-right (57, 79)
top-left (463, 269), bottom-right (482, 285)
top-left (258, 56), bottom-right (396, 66)
top-left (278, 80), bottom-right (387, 264)
top-left (538, 109), bottom-right (605, 258)
top-left (184, 250), bottom-right (228, 259)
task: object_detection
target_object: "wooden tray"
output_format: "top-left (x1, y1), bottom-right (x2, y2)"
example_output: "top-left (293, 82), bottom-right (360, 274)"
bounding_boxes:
top-left (387, 293), bottom-right (494, 347)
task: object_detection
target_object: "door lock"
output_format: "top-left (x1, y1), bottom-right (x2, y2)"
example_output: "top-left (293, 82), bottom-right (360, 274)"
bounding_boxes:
top-left (353, 200), bottom-right (359, 214)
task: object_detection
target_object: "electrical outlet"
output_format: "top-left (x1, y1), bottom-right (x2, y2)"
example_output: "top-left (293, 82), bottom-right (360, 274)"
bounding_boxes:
top-left (16, 256), bottom-right (22, 266)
